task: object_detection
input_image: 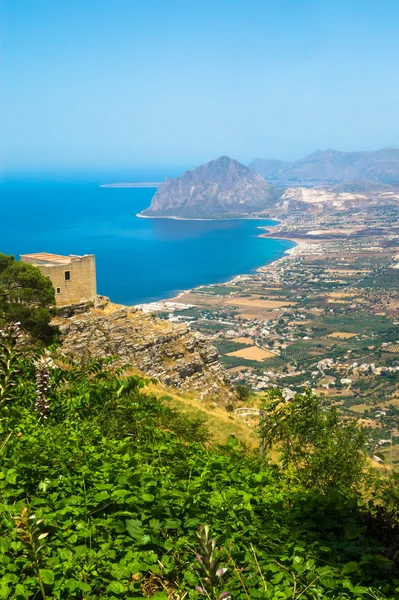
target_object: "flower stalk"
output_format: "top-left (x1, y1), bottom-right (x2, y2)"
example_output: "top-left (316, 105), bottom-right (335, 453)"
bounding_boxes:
top-left (195, 525), bottom-right (229, 600)
top-left (13, 507), bottom-right (49, 600)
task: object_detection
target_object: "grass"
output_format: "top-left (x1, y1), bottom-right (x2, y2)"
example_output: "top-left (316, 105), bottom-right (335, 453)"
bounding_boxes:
top-left (143, 381), bottom-right (259, 448)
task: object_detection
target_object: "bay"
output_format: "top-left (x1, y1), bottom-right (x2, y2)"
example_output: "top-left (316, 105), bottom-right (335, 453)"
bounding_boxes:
top-left (0, 178), bottom-right (294, 305)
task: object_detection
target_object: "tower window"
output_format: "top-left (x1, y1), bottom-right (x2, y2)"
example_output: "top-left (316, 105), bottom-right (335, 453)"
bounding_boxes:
top-left (56, 287), bottom-right (61, 294)
top-left (65, 271), bottom-right (71, 281)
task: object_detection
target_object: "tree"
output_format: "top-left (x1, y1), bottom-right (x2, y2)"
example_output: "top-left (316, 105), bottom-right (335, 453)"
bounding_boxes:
top-left (0, 254), bottom-right (57, 344)
top-left (260, 388), bottom-right (368, 493)
top-left (235, 384), bottom-right (250, 401)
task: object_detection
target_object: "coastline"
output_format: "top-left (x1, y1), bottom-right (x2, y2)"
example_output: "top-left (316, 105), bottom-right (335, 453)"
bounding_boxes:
top-left (136, 212), bottom-right (278, 221)
top-left (134, 219), bottom-right (303, 309)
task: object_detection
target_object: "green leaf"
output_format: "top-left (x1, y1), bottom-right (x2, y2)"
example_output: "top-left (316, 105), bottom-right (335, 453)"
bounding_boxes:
top-left (5, 470), bottom-right (17, 484)
top-left (163, 519), bottom-right (180, 529)
top-left (39, 569), bottom-right (55, 585)
top-left (341, 562), bottom-right (359, 575)
top-left (1, 575), bottom-right (18, 585)
top-left (226, 435), bottom-right (239, 448)
top-left (0, 585), bottom-right (10, 600)
top-left (125, 519), bottom-right (144, 539)
top-left (107, 581), bottom-right (125, 594)
top-left (94, 490), bottom-right (110, 502)
top-left (77, 582), bottom-right (92, 592)
top-left (15, 584), bottom-right (28, 599)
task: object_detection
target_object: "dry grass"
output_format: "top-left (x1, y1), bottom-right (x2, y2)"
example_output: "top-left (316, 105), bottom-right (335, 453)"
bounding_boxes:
top-left (327, 332), bottom-right (357, 339)
top-left (143, 381), bottom-right (258, 448)
top-left (226, 346), bottom-right (275, 361)
top-left (328, 292), bottom-right (357, 298)
top-left (226, 366), bottom-right (250, 374)
top-left (226, 297), bottom-right (295, 309)
top-left (349, 403), bottom-right (369, 413)
top-left (232, 337), bottom-right (253, 345)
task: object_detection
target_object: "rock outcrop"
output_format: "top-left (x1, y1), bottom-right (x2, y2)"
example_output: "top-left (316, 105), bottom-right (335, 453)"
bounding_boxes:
top-left (56, 301), bottom-right (231, 400)
top-left (139, 155), bottom-right (279, 218)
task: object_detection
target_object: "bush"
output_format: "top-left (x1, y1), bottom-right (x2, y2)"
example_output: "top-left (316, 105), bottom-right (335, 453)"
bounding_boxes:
top-left (235, 383), bottom-right (250, 401)
top-left (0, 327), bottom-right (397, 599)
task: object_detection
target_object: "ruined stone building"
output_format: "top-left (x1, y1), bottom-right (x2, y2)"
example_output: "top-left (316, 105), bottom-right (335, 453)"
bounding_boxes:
top-left (20, 253), bottom-right (97, 306)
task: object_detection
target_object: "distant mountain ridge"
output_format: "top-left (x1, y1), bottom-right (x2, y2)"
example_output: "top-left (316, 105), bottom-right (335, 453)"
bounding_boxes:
top-left (249, 148), bottom-right (399, 186)
top-left (139, 155), bottom-right (280, 218)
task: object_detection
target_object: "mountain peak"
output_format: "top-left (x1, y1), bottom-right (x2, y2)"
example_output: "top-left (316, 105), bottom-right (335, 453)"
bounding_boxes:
top-left (140, 156), bottom-right (279, 219)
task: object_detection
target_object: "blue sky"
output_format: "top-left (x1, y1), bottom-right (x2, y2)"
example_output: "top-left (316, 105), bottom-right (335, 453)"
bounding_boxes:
top-left (2, 0), bottom-right (399, 174)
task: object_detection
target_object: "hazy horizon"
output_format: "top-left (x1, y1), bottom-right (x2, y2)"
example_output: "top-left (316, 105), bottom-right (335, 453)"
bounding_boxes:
top-left (3, 0), bottom-right (399, 174)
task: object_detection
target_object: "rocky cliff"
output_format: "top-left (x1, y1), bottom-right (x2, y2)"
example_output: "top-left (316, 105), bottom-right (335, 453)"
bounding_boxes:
top-left (56, 300), bottom-right (232, 400)
top-left (139, 155), bottom-right (279, 218)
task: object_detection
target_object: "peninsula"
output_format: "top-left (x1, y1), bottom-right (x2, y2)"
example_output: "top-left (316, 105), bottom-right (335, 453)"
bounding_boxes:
top-left (138, 155), bottom-right (279, 218)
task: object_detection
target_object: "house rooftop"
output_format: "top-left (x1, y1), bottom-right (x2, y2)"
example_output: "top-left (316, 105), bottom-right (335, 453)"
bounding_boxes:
top-left (20, 252), bottom-right (84, 266)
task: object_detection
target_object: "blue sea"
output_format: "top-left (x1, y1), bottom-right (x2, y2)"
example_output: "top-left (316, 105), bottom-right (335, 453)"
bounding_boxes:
top-left (0, 177), bottom-right (295, 305)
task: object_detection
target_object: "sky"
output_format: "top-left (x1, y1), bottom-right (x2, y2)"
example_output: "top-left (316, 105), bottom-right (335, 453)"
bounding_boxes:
top-left (2, 0), bottom-right (399, 175)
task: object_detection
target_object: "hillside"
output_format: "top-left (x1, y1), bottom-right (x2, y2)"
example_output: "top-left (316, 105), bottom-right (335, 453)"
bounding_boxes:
top-left (139, 155), bottom-right (280, 218)
top-left (0, 322), bottom-right (398, 598)
top-left (249, 147), bottom-right (399, 186)
top-left (55, 299), bottom-right (232, 400)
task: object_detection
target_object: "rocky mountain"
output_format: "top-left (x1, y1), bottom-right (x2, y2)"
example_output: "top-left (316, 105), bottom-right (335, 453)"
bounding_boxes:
top-left (139, 155), bottom-right (280, 218)
top-left (56, 299), bottom-right (232, 400)
top-left (249, 148), bottom-right (399, 186)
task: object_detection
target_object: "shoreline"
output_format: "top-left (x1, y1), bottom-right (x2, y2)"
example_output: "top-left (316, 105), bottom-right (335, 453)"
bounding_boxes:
top-left (134, 220), bottom-right (304, 309)
top-left (136, 212), bottom-right (278, 221)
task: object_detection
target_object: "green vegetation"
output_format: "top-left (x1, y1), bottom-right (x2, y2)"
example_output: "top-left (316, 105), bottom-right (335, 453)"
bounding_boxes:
top-left (0, 254), bottom-right (57, 344)
top-left (215, 341), bottom-right (249, 355)
top-left (0, 325), bottom-right (399, 599)
top-left (234, 384), bottom-right (251, 401)
top-left (261, 388), bottom-right (367, 493)
top-left (219, 355), bottom-right (264, 369)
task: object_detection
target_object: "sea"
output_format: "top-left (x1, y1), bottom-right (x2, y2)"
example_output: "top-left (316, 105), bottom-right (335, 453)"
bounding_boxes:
top-left (0, 176), bottom-right (295, 305)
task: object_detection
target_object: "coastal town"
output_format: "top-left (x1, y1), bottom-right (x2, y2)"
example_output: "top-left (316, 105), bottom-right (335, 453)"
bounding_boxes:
top-left (138, 204), bottom-right (399, 464)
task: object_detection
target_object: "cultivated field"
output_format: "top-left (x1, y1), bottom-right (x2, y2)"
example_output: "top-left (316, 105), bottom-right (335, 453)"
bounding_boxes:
top-left (232, 337), bottom-right (253, 345)
top-left (227, 346), bottom-right (276, 361)
top-left (226, 297), bottom-right (295, 309)
top-left (327, 332), bottom-right (357, 339)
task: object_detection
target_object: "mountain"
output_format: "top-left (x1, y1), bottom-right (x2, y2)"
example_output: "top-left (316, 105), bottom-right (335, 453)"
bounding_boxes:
top-left (249, 148), bottom-right (399, 186)
top-left (139, 155), bottom-right (280, 218)
top-left (247, 158), bottom-right (287, 179)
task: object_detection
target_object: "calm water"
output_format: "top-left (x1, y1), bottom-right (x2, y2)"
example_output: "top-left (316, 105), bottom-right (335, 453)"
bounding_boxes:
top-left (0, 179), bottom-right (294, 305)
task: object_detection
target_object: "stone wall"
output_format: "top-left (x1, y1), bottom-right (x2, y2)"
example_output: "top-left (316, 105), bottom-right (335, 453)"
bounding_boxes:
top-left (22, 255), bottom-right (97, 306)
